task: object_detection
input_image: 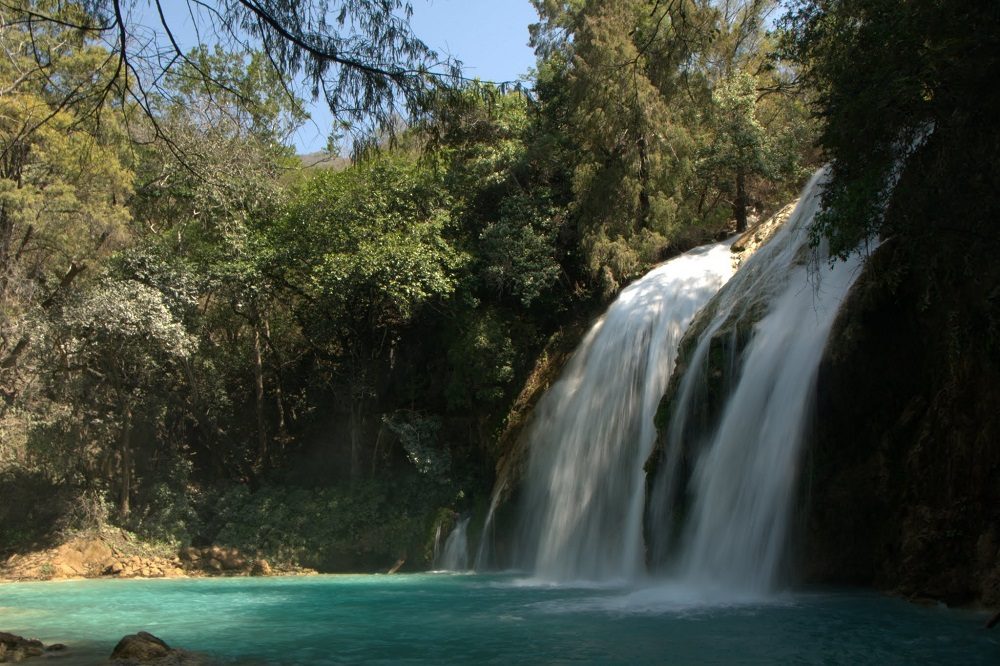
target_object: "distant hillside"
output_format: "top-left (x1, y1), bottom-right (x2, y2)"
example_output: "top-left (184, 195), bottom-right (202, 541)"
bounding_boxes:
top-left (297, 151), bottom-right (352, 171)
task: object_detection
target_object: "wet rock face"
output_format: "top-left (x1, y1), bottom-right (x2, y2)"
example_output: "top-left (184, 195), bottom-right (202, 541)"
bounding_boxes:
top-left (805, 240), bottom-right (1000, 606)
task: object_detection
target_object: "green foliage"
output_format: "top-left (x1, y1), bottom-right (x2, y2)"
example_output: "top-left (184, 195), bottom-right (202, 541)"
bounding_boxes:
top-left (783, 0), bottom-right (999, 257)
top-left (558, 0), bottom-right (707, 291)
top-left (478, 194), bottom-right (563, 308)
top-left (207, 478), bottom-right (446, 570)
top-left (3, 0), bottom-right (458, 149)
top-left (276, 155), bottom-right (463, 343)
top-left (25, 273), bottom-right (196, 500)
top-left (60, 280), bottom-right (196, 361)
top-left (383, 411), bottom-right (450, 483)
top-left (445, 309), bottom-right (518, 411)
top-left (530, 0), bottom-right (812, 295)
top-left (421, 84), bottom-right (569, 311)
top-left (0, 0), bottom-right (823, 570)
top-left (0, 3), bottom-right (134, 401)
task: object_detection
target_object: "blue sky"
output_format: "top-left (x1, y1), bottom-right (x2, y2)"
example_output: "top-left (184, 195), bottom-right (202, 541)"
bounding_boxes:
top-left (142, 1), bottom-right (539, 153)
top-left (298, 0), bottom-right (539, 153)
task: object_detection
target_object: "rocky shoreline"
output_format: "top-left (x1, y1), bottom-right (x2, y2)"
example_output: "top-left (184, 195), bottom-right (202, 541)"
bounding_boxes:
top-left (0, 529), bottom-right (314, 583)
top-left (0, 631), bottom-right (66, 663)
top-left (1, 629), bottom-right (207, 664)
top-left (1, 532), bottom-right (316, 663)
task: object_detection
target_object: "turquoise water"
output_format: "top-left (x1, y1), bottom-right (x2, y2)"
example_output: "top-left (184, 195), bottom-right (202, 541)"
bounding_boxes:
top-left (1, 574), bottom-right (997, 664)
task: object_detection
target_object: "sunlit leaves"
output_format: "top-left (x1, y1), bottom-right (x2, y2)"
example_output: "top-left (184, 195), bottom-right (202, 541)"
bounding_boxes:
top-left (276, 154), bottom-right (464, 344)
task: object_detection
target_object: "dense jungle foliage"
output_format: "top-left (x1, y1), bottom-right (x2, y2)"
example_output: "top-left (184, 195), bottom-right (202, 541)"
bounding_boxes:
top-left (0, 0), bottom-right (812, 568)
top-left (8, 0), bottom-right (990, 575)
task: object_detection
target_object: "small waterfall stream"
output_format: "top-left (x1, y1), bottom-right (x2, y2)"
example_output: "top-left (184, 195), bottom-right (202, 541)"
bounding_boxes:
top-left (436, 517), bottom-right (470, 571)
top-left (513, 241), bottom-right (736, 582)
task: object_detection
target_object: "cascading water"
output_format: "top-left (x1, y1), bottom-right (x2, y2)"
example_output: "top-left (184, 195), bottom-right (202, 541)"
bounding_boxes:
top-left (648, 169), bottom-right (866, 593)
top-left (436, 517), bottom-right (470, 571)
top-left (481, 168), bottom-right (865, 592)
top-left (513, 241), bottom-right (737, 582)
top-left (431, 524), bottom-right (443, 565)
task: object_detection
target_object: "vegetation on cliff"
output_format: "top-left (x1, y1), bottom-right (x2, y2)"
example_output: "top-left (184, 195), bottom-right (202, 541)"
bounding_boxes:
top-left (783, 0), bottom-right (1000, 604)
top-left (638, 0), bottom-right (1000, 605)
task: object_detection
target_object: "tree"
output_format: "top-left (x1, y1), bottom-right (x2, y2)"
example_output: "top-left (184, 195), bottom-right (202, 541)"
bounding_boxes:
top-left (783, 0), bottom-right (1000, 256)
top-left (127, 45), bottom-right (309, 479)
top-left (699, 69), bottom-right (806, 232)
top-left (696, 1), bottom-right (813, 233)
top-left (31, 274), bottom-right (196, 521)
top-left (531, 0), bottom-right (773, 296)
top-left (1, 6), bottom-right (134, 401)
top-left (1, 0), bottom-right (458, 146)
top-left (270, 155), bottom-right (464, 479)
top-left (421, 83), bottom-right (566, 310)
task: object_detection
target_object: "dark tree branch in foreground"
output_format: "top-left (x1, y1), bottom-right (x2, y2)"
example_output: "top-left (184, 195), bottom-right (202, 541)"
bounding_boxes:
top-left (2, 0), bottom-right (464, 144)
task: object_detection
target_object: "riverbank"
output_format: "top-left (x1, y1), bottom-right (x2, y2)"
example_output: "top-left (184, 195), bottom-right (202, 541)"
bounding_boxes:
top-left (0, 527), bottom-right (314, 583)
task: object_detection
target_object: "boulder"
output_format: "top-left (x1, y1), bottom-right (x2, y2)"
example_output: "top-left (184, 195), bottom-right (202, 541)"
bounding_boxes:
top-left (110, 632), bottom-right (171, 661)
top-left (250, 559), bottom-right (272, 576)
top-left (54, 544), bottom-right (87, 574)
top-left (178, 547), bottom-right (201, 562)
top-left (109, 632), bottom-right (205, 665)
top-left (53, 562), bottom-right (83, 578)
top-left (79, 539), bottom-right (112, 564)
top-left (0, 631), bottom-right (47, 662)
top-left (220, 554), bottom-right (246, 571)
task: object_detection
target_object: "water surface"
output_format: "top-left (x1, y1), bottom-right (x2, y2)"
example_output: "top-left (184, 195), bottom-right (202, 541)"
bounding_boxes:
top-left (1, 574), bottom-right (997, 664)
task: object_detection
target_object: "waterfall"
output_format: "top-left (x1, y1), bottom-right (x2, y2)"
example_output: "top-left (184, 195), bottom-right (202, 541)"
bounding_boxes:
top-left (649, 170), bottom-right (866, 593)
top-left (490, 168), bottom-right (865, 591)
top-left (514, 241), bottom-right (736, 582)
top-left (437, 517), bottom-right (470, 571)
top-left (431, 523), bottom-right (443, 566)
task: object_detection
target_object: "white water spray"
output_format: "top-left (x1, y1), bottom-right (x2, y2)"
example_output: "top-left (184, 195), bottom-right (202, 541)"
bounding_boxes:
top-left (515, 241), bottom-right (736, 582)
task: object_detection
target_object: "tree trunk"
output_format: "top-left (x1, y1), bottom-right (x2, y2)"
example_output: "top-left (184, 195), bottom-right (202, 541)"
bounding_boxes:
top-left (119, 406), bottom-right (133, 523)
top-left (637, 132), bottom-right (651, 230)
top-left (735, 169), bottom-right (749, 233)
top-left (370, 424), bottom-right (385, 477)
top-left (349, 400), bottom-right (363, 481)
top-left (263, 319), bottom-right (288, 448)
top-left (0, 205), bottom-right (13, 295)
top-left (253, 323), bottom-right (267, 469)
